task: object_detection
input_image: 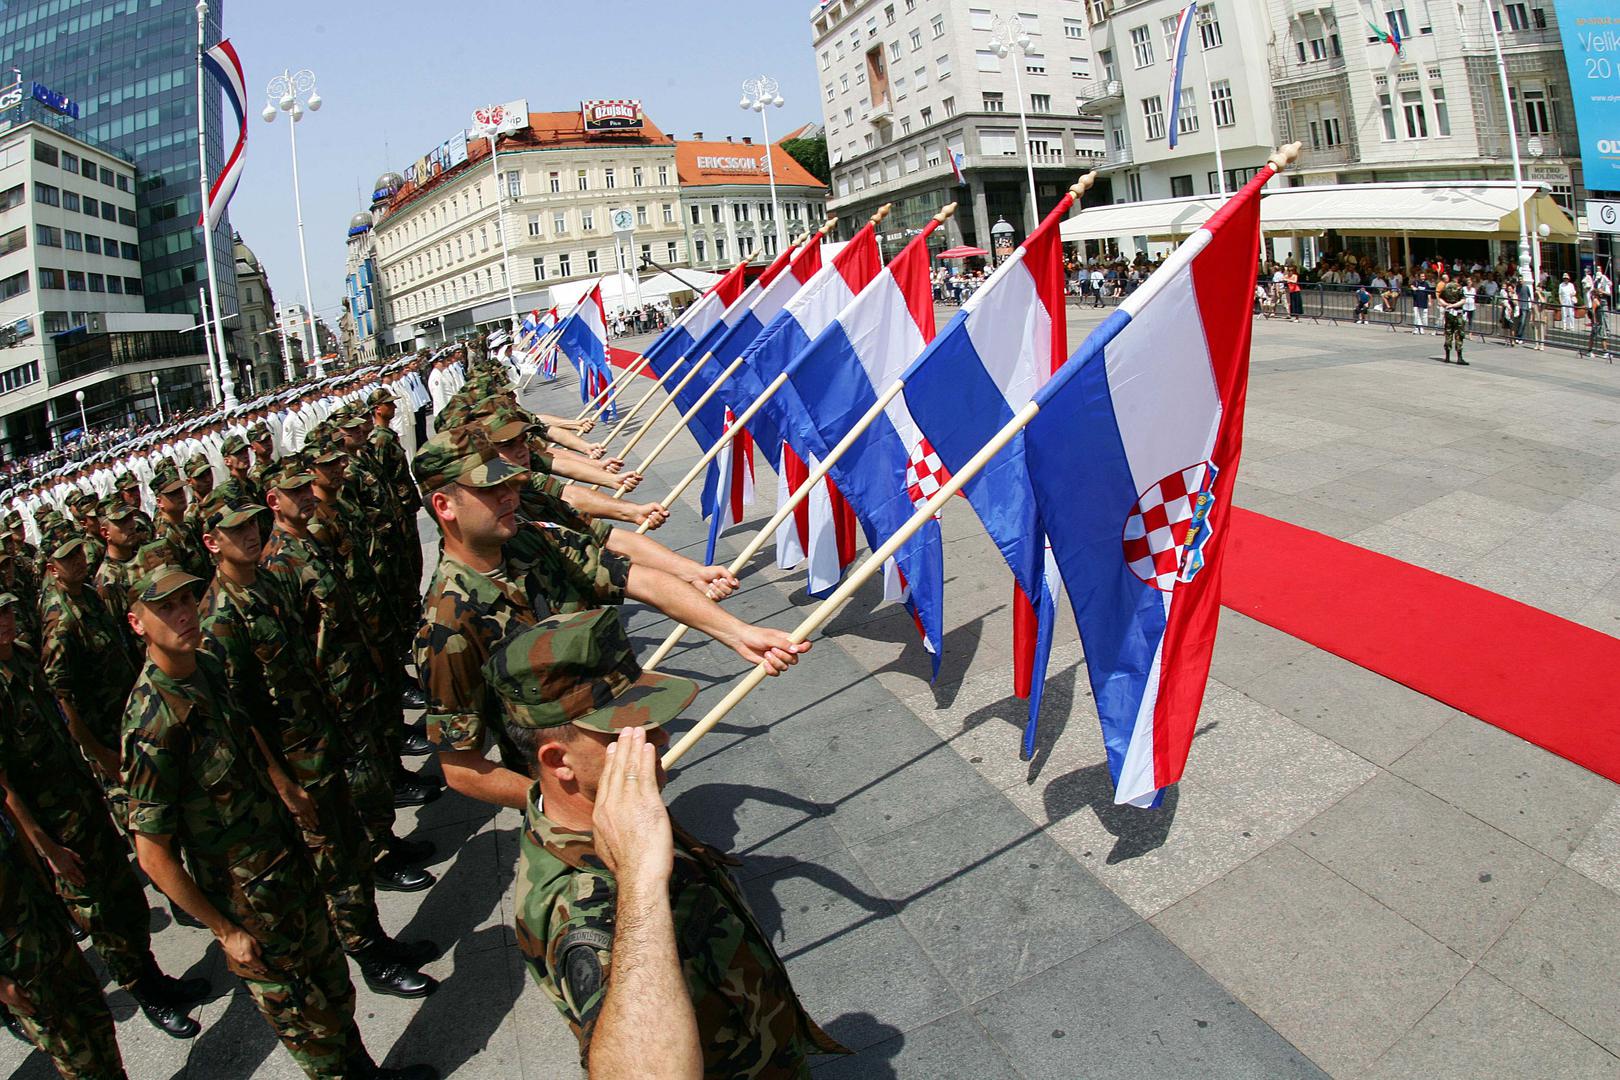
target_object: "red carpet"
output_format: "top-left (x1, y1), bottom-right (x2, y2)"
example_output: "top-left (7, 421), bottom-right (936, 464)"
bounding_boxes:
top-left (1223, 507), bottom-right (1620, 784)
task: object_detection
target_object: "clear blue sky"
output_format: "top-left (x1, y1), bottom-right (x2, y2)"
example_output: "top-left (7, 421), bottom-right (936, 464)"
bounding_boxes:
top-left (224, 0), bottom-right (824, 324)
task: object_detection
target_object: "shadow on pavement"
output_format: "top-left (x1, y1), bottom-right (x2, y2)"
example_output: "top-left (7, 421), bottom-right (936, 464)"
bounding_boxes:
top-left (167, 986), bottom-right (279, 1080)
top-left (809, 1014), bottom-right (904, 1078)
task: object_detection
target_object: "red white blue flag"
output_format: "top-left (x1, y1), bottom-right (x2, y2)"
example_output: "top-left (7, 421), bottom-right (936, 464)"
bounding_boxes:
top-left (1024, 161), bottom-right (1276, 805)
top-left (199, 39), bottom-right (246, 231)
top-left (1165, 3), bottom-right (1197, 151)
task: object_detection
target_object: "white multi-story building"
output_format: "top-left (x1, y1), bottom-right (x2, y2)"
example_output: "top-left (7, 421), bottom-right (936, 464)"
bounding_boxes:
top-left (677, 136), bottom-right (829, 271)
top-left (0, 122), bottom-right (211, 457)
top-left (811, 0), bottom-right (1106, 255)
top-left (1076, 0), bottom-right (1279, 207)
top-left (372, 107), bottom-right (688, 350)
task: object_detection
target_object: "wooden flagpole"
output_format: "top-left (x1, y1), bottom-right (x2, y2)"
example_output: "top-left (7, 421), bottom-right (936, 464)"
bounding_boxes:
top-left (663, 396), bottom-right (1042, 767)
top-left (614, 353), bottom-right (749, 496)
top-left (613, 350), bottom-right (716, 460)
top-left (575, 353), bottom-right (650, 421)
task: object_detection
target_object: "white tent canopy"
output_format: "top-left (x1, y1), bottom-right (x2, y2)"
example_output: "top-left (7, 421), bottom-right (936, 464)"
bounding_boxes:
top-left (548, 268), bottom-right (724, 315)
top-left (1058, 180), bottom-right (1576, 245)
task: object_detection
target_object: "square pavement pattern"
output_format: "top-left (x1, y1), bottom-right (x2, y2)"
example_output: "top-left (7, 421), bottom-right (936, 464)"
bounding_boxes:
top-left (8, 308), bottom-right (1619, 1078)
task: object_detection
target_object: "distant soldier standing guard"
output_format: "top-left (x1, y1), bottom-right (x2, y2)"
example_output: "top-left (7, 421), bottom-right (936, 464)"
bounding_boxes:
top-left (1437, 273), bottom-right (1469, 366)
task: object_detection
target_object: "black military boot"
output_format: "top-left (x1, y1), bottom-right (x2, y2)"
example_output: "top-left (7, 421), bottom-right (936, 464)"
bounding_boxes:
top-left (350, 942), bottom-right (437, 999)
top-left (372, 852), bottom-right (435, 893)
top-left (367, 921), bottom-right (440, 968)
top-left (399, 684), bottom-right (427, 710)
top-left (385, 833), bottom-right (435, 866)
top-left (129, 975), bottom-right (202, 1039)
top-left (137, 956), bottom-right (211, 1006)
top-left (391, 770), bottom-right (440, 808)
top-left (0, 1005), bottom-right (27, 1043)
top-left (400, 724), bottom-right (433, 757)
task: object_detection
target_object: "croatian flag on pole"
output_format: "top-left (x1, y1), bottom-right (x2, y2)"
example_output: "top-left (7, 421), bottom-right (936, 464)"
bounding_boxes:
top-left (554, 285), bottom-right (615, 417)
top-left (782, 226), bottom-right (947, 673)
top-left (903, 185), bottom-right (1079, 757)
top-left (199, 40), bottom-right (247, 230)
top-left (1025, 161), bottom-right (1274, 806)
top-left (1165, 3), bottom-right (1197, 150)
top-left (640, 261), bottom-right (752, 387)
top-left (702, 408), bottom-right (757, 564)
top-left (722, 226), bottom-right (882, 594)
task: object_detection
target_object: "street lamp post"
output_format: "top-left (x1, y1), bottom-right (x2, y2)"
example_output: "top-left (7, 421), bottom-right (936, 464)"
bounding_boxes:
top-left (74, 389), bottom-right (87, 435)
top-left (1483, 2), bottom-right (1533, 291)
top-left (262, 68), bottom-right (325, 376)
top-left (470, 105), bottom-right (524, 338)
top-left (151, 375), bottom-right (164, 424)
top-left (987, 15), bottom-right (1039, 231)
top-left (740, 77), bottom-right (786, 255)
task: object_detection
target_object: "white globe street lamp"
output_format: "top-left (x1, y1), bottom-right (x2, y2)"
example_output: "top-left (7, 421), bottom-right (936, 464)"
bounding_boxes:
top-left (987, 15), bottom-right (1041, 231)
top-left (264, 68), bottom-right (325, 377)
top-left (74, 389), bottom-right (87, 435)
top-left (151, 375), bottom-right (164, 424)
top-left (740, 76), bottom-right (787, 256)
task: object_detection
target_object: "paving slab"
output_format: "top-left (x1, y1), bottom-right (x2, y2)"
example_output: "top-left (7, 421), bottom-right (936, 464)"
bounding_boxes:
top-left (810, 1009), bottom-right (1022, 1079)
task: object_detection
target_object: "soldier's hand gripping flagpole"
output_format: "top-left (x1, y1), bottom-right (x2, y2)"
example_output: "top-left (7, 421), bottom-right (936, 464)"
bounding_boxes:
top-left (662, 395), bottom-right (1043, 768)
top-left (638, 201), bottom-right (960, 672)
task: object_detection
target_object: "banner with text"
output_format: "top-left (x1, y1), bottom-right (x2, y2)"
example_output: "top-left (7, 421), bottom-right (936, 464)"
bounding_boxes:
top-left (1554, 1), bottom-right (1620, 191)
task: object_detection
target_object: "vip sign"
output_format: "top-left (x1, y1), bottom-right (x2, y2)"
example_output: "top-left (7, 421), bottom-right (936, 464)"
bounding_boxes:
top-left (582, 99), bottom-right (643, 134)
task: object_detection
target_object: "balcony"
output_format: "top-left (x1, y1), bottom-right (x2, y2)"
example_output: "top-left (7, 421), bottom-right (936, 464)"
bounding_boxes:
top-left (1099, 143), bottom-right (1134, 170)
top-left (1478, 131), bottom-right (1572, 161)
top-left (1297, 143), bottom-right (1356, 169)
top-left (1076, 79), bottom-right (1124, 115)
top-left (869, 99), bottom-right (894, 126)
top-left (1268, 53), bottom-right (1347, 85)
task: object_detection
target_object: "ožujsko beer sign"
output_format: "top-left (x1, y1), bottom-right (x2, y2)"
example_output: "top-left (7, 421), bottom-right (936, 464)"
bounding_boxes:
top-left (582, 99), bottom-right (643, 134)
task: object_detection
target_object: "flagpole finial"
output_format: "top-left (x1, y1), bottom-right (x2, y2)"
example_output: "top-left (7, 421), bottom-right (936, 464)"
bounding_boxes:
top-left (817, 216), bottom-right (838, 236)
top-left (933, 202), bottom-right (958, 223)
top-left (1269, 142), bottom-right (1302, 171)
top-left (869, 204), bottom-right (893, 226)
top-left (1069, 171), bottom-right (1098, 200)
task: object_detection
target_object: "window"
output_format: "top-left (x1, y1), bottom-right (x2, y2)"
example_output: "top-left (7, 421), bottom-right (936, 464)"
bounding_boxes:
top-left (60, 151), bottom-right (78, 173)
top-left (937, 54), bottom-right (953, 79)
top-left (87, 273), bottom-right (104, 293)
top-left (33, 142), bottom-right (58, 167)
top-left (528, 214), bottom-right (542, 237)
top-left (605, 168), bottom-right (616, 189)
top-left (0, 271), bottom-right (27, 301)
top-left (581, 210), bottom-right (595, 231)
top-left (1174, 88), bottom-right (1198, 134)
top-left (99, 167), bottom-right (113, 186)
top-left (558, 252), bottom-right (572, 276)
top-left (977, 49), bottom-right (1000, 73)
top-left (666, 240), bottom-right (678, 262)
top-left (83, 195), bottom-right (100, 217)
top-left (1401, 88), bottom-right (1427, 138)
top-left (821, 50), bottom-right (832, 70)
top-left (970, 7), bottom-right (993, 30)
top-left (694, 238), bottom-right (707, 263)
top-left (915, 65), bottom-right (929, 90)
top-left (1200, 11), bottom-right (1222, 50)
top-left (106, 277), bottom-right (123, 294)
top-left (31, 225), bottom-right (56, 249)
top-left (884, 3), bottom-right (895, 23)
top-left (1130, 25), bottom-right (1154, 68)
top-left (66, 270), bottom-right (87, 292)
top-left (1210, 80), bottom-right (1236, 127)
top-left (577, 169), bottom-right (590, 191)
top-left (84, 235), bottom-right (102, 255)
top-left (506, 171), bottom-right (523, 199)
top-left (1381, 7), bottom-right (1410, 40)
top-left (1026, 54), bottom-right (1046, 75)
top-left (1378, 90), bottom-right (1397, 140)
top-left (1032, 93), bottom-right (1052, 112)
top-left (1064, 18), bottom-right (1084, 39)
top-left (1171, 175), bottom-right (1194, 197)
top-left (841, 73), bottom-right (850, 92)
top-left (121, 241), bottom-right (137, 260)
top-left (922, 104), bottom-right (935, 123)
top-left (711, 204), bottom-right (723, 223)
top-left (910, 29), bottom-right (922, 50)
top-left (981, 129), bottom-right (1019, 156)
top-left (984, 91), bottom-right (1006, 112)
top-left (65, 231), bottom-right (82, 251)
top-left (926, 142), bottom-right (943, 167)
top-left (554, 211), bottom-right (568, 233)
top-left (1071, 55), bottom-right (1092, 79)
top-left (636, 205), bottom-right (648, 227)
top-left (632, 166), bottom-right (644, 186)
top-left (895, 75), bottom-right (909, 98)
top-left (1100, 48), bottom-right (1117, 82)
top-left (123, 277), bottom-right (142, 295)
top-left (1161, 14), bottom-right (1182, 57)
top-left (715, 236), bottom-right (726, 260)
top-left (1142, 95), bottom-right (1166, 140)
top-left (34, 183), bottom-right (59, 207)
top-left (1431, 85), bottom-right (1451, 136)
top-left (79, 158), bottom-right (95, 180)
top-left (690, 204), bottom-right (702, 225)
top-left (931, 14), bottom-right (945, 38)
top-left (1496, 2), bottom-right (1530, 31)
top-left (549, 171), bottom-right (562, 193)
top-left (0, 186), bottom-right (21, 212)
top-left (479, 228), bottom-right (488, 251)
top-left (900, 116), bottom-right (913, 135)
top-left (118, 208), bottom-right (135, 227)
top-left (941, 96), bottom-right (955, 117)
top-left (117, 175), bottom-right (131, 193)
top-left (38, 268), bottom-right (63, 291)
top-left (890, 40), bottom-right (903, 61)
top-left (1519, 86), bottom-right (1552, 134)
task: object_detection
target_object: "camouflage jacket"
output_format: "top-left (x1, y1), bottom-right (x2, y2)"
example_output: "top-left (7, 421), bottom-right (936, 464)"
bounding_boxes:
top-left (120, 653), bottom-right (314, 926)
top-left (199, 571), bottom-right (340, 788)
top-left (2, 537), bottom-right (41, 584)
top-left (414, 528), bottom-right (628, 754)
top-left (92, 549), bottom-right (145, 665)
top-left (309, 494), bottom-right (389, 614)
top-left (155, 512), bottom-right (213, 585)
top-left (212, 474), bottom-right (265, 508)
top-left (514, 790), bottom-right (842, 1076)
top-left (368, 425), bottom-right (422, 515)
top-left (0, 643), bottom-right (109, 841)
top-left (261, 527), bottom-right (382, 709)
top-left (519, 471), bottom-right (603, 541)
top-left (0, 562), bottom-right (40, 647)
top-left (38, 578), bottom-right (138, 747)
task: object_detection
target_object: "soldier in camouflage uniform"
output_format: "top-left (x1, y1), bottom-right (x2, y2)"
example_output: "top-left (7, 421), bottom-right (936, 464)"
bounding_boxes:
top-left (261, 457), bottom-right (435, 886)
top-left (151, 462), bottom-right (213, 585)
top-left (1437, 273), bottom-right (1470, 366)
top-left (0, 550), bottom-right (39, 646)
top-left (118, 548), bottom-right (436, 1080)
top-left (488, 612), bottom-right (845, 1077)
top-left (91, 496), bottom-right (145, 665)
top-left (65, 492), bottom-right (106, 573)
top-left (413, 426), bottom-right (801, 810)
top-left (246, 422), bottom-right (279, 494)
top-left (1, 511), bottom-right (41, 584)
top-left (197, 492), bottom-right (437, 997)
top-left (110, 473), bottom-right (154, 545)
top-left (214, 433), bottom-right (263, 506)
top-left (183, 453), bottom-right (215, 505)
top-left (0, 592), bottom-right (206, 1039)
top-left (0, 801), bottom-right (128, 1079)
top-left (37, 522), bottom-right (140, 824)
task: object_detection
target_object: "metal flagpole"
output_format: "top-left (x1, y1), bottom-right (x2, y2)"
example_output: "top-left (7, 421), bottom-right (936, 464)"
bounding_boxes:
top-left (194, 0), bottom-right (236, 406)
top-left (198, 286), bottom-right (221, 405)
top-left (1195, 6), bottom-right (1228, 199)
top-left (1483, 0), bottom-right (1533, 289)
top-left (486, 133), bottom-right (522, 336)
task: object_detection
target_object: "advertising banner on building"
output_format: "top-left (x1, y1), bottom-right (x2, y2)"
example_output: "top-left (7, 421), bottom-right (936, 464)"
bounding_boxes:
top-left (1553, 1), bottom-right (1620, 191)
top-left (582, 99), bottom-right (644, 134)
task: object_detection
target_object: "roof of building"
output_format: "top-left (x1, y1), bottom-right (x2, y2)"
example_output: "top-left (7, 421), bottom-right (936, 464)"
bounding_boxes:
top-left (674, 139), bottom-right (825, 190)
top-left (776, 122), bottom-right (824, 142)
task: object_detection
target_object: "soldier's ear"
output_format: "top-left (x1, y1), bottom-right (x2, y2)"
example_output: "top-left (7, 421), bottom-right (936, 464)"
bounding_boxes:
top-left (127, 607), bottom-right (147, 641)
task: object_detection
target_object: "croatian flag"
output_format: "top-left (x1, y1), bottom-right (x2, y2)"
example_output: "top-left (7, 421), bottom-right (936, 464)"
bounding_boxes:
top-left (640, 261), bottom-right (752, 390)
top-left (702, 408), bottom-right (757, 565)
top-left (904, 185), bottom-right (1081, 757)
top-left (949, 150), bottom-right (966, 186)
top-left (199, 40), bottom-right (247, 231)
top-left (1165, 3), bottom-right (1197, 151)
top-left (554, 285), bottom-right (615, 418)
top-left (781, 225), bottom-right (947, 673)
top-left (722, 227), bottom-right (883, 595)
top-left (1025, 161), bottom-right (1275, 806)
top-left (518, 307), bottom-right (558, 378)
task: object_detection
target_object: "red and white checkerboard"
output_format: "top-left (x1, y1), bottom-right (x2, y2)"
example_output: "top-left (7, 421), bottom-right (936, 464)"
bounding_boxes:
top-left (906, 438), bottom-right (950, 506)
top-left (1122, 463), bottom-right (1211, 592)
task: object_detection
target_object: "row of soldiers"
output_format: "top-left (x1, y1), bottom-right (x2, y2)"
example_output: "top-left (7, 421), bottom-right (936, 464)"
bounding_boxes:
top-left (3, 346), bottom-right (839, 1077)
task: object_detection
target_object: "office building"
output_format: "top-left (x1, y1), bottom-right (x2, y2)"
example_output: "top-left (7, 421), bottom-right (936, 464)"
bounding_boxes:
top-left (810, 0), bottom-right (1106, 255)
top-left (234, 232), bottom-right (283, 392)
top-left (677, 135), bottom-right (828, 271)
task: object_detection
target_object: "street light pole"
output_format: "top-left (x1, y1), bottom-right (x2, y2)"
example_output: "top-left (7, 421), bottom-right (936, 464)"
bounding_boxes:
top-left (989, 15), bottom-right (1039, 230)
top-left (194, 0), bottom-right (236, 408)
top-left (740, 76), bottom-right (786, 255)
top-left (1483, 2), bottom-right (1533, 290)
top-left (74, 389), bottom-right (87, 434)
top-left (471, 105), bottom-right (523, 337)
top-left (151, 375), bottom-right (164, 424)
top-left (263, 68), bottom-right (325, 375)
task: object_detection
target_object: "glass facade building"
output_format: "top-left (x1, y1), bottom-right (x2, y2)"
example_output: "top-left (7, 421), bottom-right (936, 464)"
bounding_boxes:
top-left (0, 0), bottom-right (238, 327)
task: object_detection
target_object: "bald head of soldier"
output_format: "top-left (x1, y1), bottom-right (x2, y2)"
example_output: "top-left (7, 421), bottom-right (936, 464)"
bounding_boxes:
top-left (484, 611), bottom-right (698, 827)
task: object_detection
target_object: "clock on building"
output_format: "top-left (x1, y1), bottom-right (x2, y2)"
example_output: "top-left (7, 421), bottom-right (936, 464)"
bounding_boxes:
top-left (611, 208), bottom-right (635, 234)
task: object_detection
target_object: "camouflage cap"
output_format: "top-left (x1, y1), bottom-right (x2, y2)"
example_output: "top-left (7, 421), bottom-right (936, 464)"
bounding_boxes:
top-left (184, 455), bottom-right (212, 479)
top-left (150, 462), bottom-right (186, 495)
top-left (366, 388), bottom-right (392, 408)
top-left (267, 454), bottom-right (317, 490)
top-left (221, 433), bottom-right (250, 456)
top-left (309, 431), bottom-right (348, 466)
top-left (42, 521), bottom-right (89, 561)
top-left (126, 540), bottom-right (203, 606)
top-left (99, 493), bottom-right (139, 522)
top-left (69, 489), bottom-right (99, 513)
top-left (412, 426), bottom-right (528, 494)
top-left (246, 421), bottom-right (272, 444)
top-left (0, 591), bottom-right (17, 610)
top-left (198, 489), bottom-right (268, 532)
top-left (484, 608), bottom-right (698, 733)
top-left (476, 403), bottom-right (543, 445)
top-left (336, 406), bottom-right (368, 430)
top-left (114, 471), bottom-right (141, 492)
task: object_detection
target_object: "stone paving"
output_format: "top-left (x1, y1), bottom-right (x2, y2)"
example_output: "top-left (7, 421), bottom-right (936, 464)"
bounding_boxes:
top-left (6, 306), bottom-right (1620, 1078)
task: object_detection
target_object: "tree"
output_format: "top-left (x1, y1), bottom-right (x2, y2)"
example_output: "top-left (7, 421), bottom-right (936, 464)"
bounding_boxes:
top-left (780, 136), bottom-right (829, 184)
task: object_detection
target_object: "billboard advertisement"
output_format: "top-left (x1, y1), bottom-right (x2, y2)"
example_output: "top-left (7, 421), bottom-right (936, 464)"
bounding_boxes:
top-left (582, 99), bottom-right (644, 134)
top-left (1553, 1), bottom-right (1620, 191)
